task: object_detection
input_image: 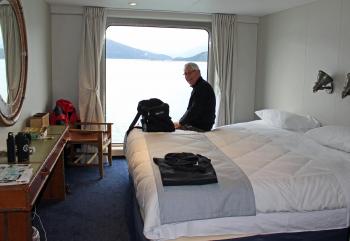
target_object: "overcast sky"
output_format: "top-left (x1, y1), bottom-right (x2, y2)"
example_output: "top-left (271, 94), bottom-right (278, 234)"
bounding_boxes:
top-left (106, 26), bottom-right (208, 58)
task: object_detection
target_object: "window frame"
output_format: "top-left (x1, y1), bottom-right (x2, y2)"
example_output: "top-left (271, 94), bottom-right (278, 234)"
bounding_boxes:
top-left (102, 17), bottom-right (212, 146)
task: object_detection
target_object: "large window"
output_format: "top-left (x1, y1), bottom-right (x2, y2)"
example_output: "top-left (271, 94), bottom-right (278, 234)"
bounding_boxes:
top-left (105, 24), bottom-right (209, 143)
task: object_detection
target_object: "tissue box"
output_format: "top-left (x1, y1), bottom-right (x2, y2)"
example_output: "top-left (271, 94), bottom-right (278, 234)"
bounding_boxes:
top-left (29, 113), bottom-right (49, 128)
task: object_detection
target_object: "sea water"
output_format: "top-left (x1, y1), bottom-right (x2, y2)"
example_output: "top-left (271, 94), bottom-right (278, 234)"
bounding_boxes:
top-left (106, 59), bottom-right (207, 143)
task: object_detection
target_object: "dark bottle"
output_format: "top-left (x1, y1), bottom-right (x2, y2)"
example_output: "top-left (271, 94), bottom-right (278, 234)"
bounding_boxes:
top-left (15, 132), bottom-right (30, 163)
top-left (7, 132), bottom-right (16, 163)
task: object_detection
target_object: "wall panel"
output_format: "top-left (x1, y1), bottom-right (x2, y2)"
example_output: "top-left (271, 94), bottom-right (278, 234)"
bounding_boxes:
top-left (256, 0), bottom-right (350, 125)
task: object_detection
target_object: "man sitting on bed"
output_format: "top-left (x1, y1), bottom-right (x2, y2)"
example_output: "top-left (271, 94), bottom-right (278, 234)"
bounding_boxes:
top-left (174, 62), bottom-right (216, 132)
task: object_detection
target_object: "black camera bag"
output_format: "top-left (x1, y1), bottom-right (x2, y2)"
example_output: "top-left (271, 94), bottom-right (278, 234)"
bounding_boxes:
top-left (126, 98), bottom-right (175, 136)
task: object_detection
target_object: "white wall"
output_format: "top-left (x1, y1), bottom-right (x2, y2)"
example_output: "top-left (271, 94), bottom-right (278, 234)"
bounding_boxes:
top-left (256, 0), bottom-right (350, 125)
top-left (0, 0), bottom-right (51, 149)
top-left (51, 13), bottom-right (82, 108)
top-left (50, 6), bottom-right (258, 124)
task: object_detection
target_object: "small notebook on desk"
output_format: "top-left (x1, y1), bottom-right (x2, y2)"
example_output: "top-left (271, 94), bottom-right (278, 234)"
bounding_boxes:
top-left (0, 164), bottom-right (33, 185)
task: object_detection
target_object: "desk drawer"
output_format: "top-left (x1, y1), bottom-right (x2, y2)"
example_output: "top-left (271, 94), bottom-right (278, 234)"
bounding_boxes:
top-left (29, 135), bottom-right (66, 206)
top-left (0, 186), bottom-right (27, 211)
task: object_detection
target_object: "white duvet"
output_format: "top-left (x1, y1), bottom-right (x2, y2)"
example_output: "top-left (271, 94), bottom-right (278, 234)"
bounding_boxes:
top-left (125, 121), bottom-right (350, 241)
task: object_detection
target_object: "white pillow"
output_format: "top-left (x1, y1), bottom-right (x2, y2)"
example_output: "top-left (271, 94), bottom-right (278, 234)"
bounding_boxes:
top-left (304, 125), bottom-right (350, 152)
top-left (255, 109), bottom-right (320, 131)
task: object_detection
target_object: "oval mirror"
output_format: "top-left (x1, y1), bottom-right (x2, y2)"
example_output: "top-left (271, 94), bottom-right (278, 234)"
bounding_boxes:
top-left (0, 0), bottom-right (27, 126)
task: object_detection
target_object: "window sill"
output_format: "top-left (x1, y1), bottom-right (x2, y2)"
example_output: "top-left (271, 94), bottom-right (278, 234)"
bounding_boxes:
top-left (112, 144), bottom-right (124, 157)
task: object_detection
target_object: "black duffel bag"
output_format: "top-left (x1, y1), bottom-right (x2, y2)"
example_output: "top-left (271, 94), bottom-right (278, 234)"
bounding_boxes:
top-left (126, 98), bottom-right (175, 136)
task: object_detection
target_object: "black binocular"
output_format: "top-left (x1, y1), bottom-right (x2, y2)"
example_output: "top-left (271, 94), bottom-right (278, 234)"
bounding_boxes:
top-left (7, 132), bottom-right (33, 163)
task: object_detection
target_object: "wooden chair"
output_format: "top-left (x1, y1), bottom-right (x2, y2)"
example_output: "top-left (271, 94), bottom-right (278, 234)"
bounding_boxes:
top-left (66, 122), bottom-right (113, 178)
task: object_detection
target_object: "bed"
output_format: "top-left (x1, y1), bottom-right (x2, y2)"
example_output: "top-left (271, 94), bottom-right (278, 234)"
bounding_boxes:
top-left (124, 111), bottom-right (350, 241)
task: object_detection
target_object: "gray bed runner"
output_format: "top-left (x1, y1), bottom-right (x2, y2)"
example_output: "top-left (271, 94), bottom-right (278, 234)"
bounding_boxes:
top-left (144, 132), bottom-right (256, 224)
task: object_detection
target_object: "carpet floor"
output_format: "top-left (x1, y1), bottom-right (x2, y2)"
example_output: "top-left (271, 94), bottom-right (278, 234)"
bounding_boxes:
top-left (34, 158), bottom-right (131, 241)
top-left (33, 158), bottom-right (350, 241)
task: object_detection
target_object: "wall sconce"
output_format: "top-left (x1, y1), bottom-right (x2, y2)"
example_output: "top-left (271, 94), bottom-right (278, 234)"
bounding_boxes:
top-left (313, 70), bottom-right (334, 94)
top-left (341, 73), bottom-right (350, 99)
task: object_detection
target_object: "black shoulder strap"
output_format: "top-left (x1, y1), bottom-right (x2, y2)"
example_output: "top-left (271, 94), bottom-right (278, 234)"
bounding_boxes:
top-left (126, 112), bottom-right (141, 136)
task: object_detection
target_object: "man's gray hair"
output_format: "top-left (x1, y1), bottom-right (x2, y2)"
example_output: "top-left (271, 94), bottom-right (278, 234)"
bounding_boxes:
top-left (185, 62), bottom-right (200, 71)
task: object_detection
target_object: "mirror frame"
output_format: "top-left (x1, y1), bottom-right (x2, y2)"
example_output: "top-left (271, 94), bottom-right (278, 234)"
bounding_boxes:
top-left (0, 0), bottom-right (27, 126)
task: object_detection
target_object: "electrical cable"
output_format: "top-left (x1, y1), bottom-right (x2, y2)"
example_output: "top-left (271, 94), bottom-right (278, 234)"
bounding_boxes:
top-left (32, 205), bottom-right (48, 241)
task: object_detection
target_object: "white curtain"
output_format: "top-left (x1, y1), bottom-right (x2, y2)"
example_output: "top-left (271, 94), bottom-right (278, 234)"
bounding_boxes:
top-left (78, 7), bottom-right (106, 126)
top-left (0, 5), bottom-right (21, 103)
top-left (211, 14), bottom-right (237, 126)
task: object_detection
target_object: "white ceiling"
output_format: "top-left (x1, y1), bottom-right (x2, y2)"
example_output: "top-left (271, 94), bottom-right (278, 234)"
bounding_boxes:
top-left (45, 0), bottom-right (320, 17)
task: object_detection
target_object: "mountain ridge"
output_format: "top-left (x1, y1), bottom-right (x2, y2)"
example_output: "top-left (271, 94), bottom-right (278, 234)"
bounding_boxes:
top-left (106, 39), bottom-right (207, 61)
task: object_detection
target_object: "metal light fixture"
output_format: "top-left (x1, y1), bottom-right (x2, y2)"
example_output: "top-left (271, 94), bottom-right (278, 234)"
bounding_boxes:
top-left (313, 70), bottom-right (334, 94)
top-left (341, 73), bottom-right (350, 99)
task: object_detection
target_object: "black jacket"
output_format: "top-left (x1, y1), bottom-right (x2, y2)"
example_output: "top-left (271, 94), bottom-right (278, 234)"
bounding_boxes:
top-left (179, 77), bottom-right (216, 131)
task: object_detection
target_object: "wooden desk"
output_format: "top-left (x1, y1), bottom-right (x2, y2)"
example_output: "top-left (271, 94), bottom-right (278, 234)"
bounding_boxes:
top-left (0, 125), bottom-right (68, 241)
